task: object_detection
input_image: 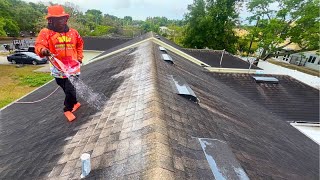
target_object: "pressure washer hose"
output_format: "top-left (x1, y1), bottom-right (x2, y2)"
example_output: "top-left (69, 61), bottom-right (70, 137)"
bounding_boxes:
top-left (14, 86), bottom-right (59, 104)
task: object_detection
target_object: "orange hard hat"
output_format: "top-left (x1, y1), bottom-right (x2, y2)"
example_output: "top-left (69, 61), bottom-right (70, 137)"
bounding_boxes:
top-left (45, 5), bottom-right (69, 19)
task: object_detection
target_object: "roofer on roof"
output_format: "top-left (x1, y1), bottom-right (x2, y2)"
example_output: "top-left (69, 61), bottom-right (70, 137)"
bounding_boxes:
top-left (35, 5), bottom-right (84, 122)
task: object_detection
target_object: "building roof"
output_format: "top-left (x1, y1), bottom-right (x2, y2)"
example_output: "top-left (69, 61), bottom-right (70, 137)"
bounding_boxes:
top-left (83, 36), bottom-right (131, 51)
top-left (182, 48), bottom-right (261, 69)
top-left (154, 34), bottom-right (260, 70)
top-left (208, 73), bottom-right (319, 123)
top-left (0, 33), bottom-right (318, 179)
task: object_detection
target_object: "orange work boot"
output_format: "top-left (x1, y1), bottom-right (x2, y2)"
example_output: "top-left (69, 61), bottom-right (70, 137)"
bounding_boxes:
top-left (64, 111), bottom-right (76, 122)
top-left (72, 102), bottom-right (81, 113)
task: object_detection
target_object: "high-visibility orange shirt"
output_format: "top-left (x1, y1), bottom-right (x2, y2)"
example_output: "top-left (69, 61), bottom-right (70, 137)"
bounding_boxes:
top-left (35, 28), bottom-right (84, 78)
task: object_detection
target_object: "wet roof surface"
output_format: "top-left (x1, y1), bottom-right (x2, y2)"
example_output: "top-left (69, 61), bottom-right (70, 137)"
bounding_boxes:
top-left (0, 35), bottom-right (319, 179)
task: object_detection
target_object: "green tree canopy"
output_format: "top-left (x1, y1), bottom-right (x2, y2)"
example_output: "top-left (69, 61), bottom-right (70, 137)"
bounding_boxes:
top-left (247, 0), bottom-right (320, 60)
top-left (183, 0), bottom-right (239, 53)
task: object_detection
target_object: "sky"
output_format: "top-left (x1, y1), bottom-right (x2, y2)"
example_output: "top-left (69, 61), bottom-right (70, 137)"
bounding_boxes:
top-left (23, 0), bottom-right (252, 22)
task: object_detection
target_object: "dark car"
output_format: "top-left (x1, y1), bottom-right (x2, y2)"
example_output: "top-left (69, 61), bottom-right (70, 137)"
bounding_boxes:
top-left (7, 52), bottom-right (47, 65)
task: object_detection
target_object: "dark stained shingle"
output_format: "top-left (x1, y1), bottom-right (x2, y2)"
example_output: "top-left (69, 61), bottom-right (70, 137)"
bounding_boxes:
top-left (154, 33), bottom-right (260, 70)
top-left (83, 37), bottom-right (131, 51)
top-left (183, 49), bottom-right (261, 69)
top-left (152, 42), bottom-right (319, 179)
top-left (208, 73), bottom-right (319, 122)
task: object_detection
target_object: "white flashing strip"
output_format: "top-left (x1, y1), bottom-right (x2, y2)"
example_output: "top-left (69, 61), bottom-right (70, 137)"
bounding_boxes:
top-left (291, 123), bottom-right (320, 144)
top-left (89, 37), bottom-right (153, 63)
top-left (198, 138), bottom-right (250, 180)
top-left (0, 79), bottom-right (55, 111)
top-left (205, 67), bottom-right (261, 74)
top-left (290, 122), bottom-right (320, 127)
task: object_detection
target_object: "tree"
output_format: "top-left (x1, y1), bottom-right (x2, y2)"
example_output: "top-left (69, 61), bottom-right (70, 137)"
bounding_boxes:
top-left (0, 0), bottom-right (12, 18)
top-left (90, 25), bottom-right (113, 36)
top-left (247, 0), bottom-right (320, 61)
top-left (167, 24), bottom-right (184, 46)
top-left (123, 16), bottom-right (133, 25)
top-left (3, 19), bottom-right (19, 37)
top-left (0, 18), bottom-right (7, 36)
top-left (183, 0), bottom-right (239, 53)
top-left (85, 9), bottom-right (103, 25)
top-left (182, 0), bottom-right (207, 48)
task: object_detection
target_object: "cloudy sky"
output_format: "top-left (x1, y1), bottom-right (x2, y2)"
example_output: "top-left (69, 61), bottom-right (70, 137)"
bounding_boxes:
top-left (23, 0), bottom-right (251, 21)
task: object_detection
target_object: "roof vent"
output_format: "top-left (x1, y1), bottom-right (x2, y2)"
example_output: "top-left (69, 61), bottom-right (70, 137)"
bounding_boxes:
top-left (252, 76), bottom-right (279, 84)
top-left (159, 46), bottom-right (167, 53)
top-left (162, 54), bottom-right (174, 64)
top-left (170, 75), bottom-right (199, 103)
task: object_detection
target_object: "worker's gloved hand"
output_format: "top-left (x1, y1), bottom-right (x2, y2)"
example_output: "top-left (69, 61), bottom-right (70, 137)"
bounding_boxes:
top-left (41, 48), bottom-right (51, 56)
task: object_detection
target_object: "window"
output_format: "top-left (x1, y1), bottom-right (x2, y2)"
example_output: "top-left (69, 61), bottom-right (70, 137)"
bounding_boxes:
top-left (282, 54), bottom-right (290, 61)
top-left (308, 56), bottom-right (317, 63)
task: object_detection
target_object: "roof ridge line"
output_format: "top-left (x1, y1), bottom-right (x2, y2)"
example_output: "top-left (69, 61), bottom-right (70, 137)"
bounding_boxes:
top-left (139, 42), bottom-right (175, 177)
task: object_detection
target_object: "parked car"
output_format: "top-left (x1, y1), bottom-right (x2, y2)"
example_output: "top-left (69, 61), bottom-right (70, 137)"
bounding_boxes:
top-left (7, 52), bottom-right (47, 65)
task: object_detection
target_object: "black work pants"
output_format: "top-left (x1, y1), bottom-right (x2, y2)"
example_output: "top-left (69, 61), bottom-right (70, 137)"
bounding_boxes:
top-left (55, 77), bottom-right (78, 112)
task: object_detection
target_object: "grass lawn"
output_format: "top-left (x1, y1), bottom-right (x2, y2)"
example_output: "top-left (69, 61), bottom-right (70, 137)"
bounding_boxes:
top-left (268, 60), bottom-right (320, 77)
top-left (0, 65), bottom-right (53, 109)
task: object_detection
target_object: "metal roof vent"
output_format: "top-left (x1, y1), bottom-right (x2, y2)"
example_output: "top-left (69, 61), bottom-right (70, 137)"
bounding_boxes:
top-left (170, 75), bottom-right (199, 103)
top-left (252, 76), bottom-right (279, 84)
top-left (162, 54), bottom-right (174, 64)
top-left (159, 46), bottom-right (167, 53)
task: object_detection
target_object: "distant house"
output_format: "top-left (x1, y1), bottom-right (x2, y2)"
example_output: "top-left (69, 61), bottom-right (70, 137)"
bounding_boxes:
top-left (159, 26), bottom-right (173, 35)
top-left (273, 50), bottom-right (320, 71)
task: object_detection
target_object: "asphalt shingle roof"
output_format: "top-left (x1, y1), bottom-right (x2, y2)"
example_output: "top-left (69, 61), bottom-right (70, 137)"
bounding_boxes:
top-left (0, 34), bottom-right (319, 179)
top-left (208, 73), bottom-right (319, 122)
top-left (83, 37), bottom-right (131, 51)
top-left (153, 43), bottom-right (319, 179)
top-left (155, 34), bottom-right (260, 69)
top-left (182, 49), bottom-right (261, 69)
